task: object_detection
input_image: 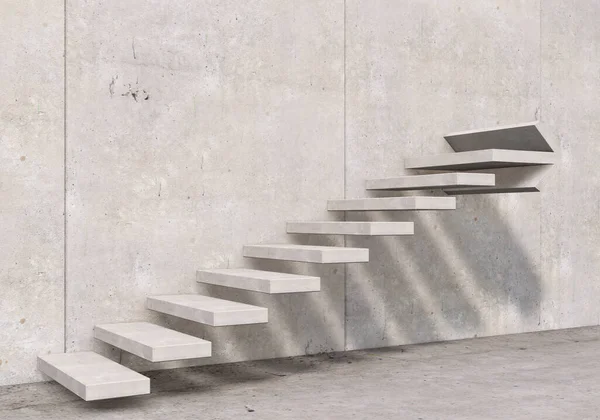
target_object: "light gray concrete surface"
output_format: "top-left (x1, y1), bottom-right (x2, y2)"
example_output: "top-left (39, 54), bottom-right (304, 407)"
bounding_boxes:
top-left (94, 322), bottom-right (212, 362)
top-left (366, 172), bottom-right (496, 191)
top-left (444, 166), bottom-right (554, 195)
top-left (37, 352), bottom-right (150, 401)
top-left (404, 149), bottom-right (557, 170)
top-left (345, 0), bottom-right (544, 350)
top-left (287, 221), bottom-right (415, 236)
top-left (197, 269), bottom-right (321, 294)
top-left (65, 0), bottom-right (346, 372)
top-left (5, 327), bottom-right (600, 418)
top-left (0, 0), bottom-right (65, 385)
top-left (328, 196), bottom-right (457, 211)
top-left (147, 295), bottom-right (269, 326)
top-left (243, 244), bottom-right (370, 263)
top-left (5, 0), bottom-right (600, 388)
top-left (539, 0), bottom-right (600, 329)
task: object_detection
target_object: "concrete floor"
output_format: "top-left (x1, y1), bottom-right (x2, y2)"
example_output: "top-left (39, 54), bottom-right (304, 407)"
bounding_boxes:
top-left (2, 327), bottom-right (600, 419)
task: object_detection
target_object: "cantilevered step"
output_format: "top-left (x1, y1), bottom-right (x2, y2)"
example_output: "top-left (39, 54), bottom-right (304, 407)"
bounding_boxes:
top-left (365, 172), bottom-right (495, 191)
top-left (444, 121), bottom-right (556, 152)
top-left (38, 352), bottom-right (150, 401)
top-left (94, 322), bottom-right (212, 362)
top-left (147, 295), bottom-right (268, 326)
top-left (404, 149), bottom-right (557, 171)
top-left (328, 196), bottom-right (456, 212)
top-left (197, 268), bottom-right (320, 294)
top-left (286, 221), bottom-right (414, 236)
top-left (443, 166), bottom-right (554, 195)
top-left (243, 244), bottom-right (369, 263)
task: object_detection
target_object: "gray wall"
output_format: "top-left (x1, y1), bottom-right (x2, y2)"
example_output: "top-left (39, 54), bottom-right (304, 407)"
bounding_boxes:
top-left (0, 1), bottom-right (65, 385)
top-left (1, 0), bottom-right (599, 385)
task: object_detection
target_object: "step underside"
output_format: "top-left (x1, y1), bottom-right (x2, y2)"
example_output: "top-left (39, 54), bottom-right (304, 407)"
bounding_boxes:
top-left (197, 268), bottom-right (321, 294)
top-left (38, 352), bottom-right (150, 401)
top-left (365, 172), bottom-right (495, 191)
top-left (286, 221), bottom-right (414, 236)
top-left (327, 196), bottom-right (456, 211)
top-left (147, 295), bottom-right (268, 326)
top-left (243, 244), bottom-right (369, 263)
top-left (404, 149), bottom-right (557, 171)
top-left (444, 121), bottom-right (556, 152)
top-left (94, 322), bottom-right (212, 362)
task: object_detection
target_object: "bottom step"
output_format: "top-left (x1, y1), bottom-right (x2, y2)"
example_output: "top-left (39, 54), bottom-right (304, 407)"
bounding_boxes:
top-left (38, 352), bottom-right (150, 401)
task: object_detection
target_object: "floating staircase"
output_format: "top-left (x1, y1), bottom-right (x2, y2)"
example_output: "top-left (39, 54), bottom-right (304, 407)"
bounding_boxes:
top-left (38, 120), bottom-right (557, 400)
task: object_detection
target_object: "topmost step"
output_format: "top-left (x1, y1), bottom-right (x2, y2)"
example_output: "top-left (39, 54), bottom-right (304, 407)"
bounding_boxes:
top-left (444, 121), bottom-right (557, 152)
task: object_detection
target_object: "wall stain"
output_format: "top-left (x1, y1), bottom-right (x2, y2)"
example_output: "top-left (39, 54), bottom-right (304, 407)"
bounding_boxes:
top-left (121, 82), bottom-right (150, 102)
top-left (20, 318), bottom-right (26, 324)
top-left (20, 156), bottom-right (26, 161)
top-left (109, 75), bottom-right (118, 98)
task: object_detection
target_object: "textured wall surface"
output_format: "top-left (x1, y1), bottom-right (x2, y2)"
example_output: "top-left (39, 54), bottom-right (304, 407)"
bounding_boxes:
top-left (65, 0), bottom-right (345, 368)
top-left (539, 0), bottom-right (600, 328)
top-left (0, 1), bottom-right (64, 385)
top-left (2, 0), bottom-right (600, 386)
top-left (344, 0), bottom-right (543, 349)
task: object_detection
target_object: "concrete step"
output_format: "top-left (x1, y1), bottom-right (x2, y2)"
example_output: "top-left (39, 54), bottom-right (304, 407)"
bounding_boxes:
top-left (286, 221), bottom-right (414, 236)
top-left (243, 244), bottom-right (369, 264)
top-left (404, 149), bottom-right (557, 171)
top-left (366, 173), bottom-right (495, 191)
top-left (147, 295), bottom-right (268, 326)
top-left (443, 166), bottom-right (554, 195)
top-left (444, 121), bottom-right (557, 152)
top-left (94, 322), bottom-right (212, 362)
top-left (37, 352), bottom-right (150, 401)
top-left (328, 196), bottom-right (456, 211)
top-left (197, 268), bottom-right (321, 294)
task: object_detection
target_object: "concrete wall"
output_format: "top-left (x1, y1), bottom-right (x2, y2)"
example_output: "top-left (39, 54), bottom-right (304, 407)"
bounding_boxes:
top-left (0, 1), bottom-right (65, 385)
top-left (2, 0), bottom-right (600, 385)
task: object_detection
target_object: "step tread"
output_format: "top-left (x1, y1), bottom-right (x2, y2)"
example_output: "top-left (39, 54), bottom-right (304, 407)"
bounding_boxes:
top-left (94, 322), bottom-right (212, 362)
top-left (444, 121), bottom-right (556, 152)
top-left (243, 244), bottom-right (369, 264)
top-left (147, 295), bottom-right (268, 326)
top-left (286, 221), bottom-right (414, 235)
top-left (328, 196), bottom-right (456, 211)
top-left (37, 352), bottom-right (150, 401)
top-left (404, 149), bottom-right (557, 171)
top-left (366, 172), bottom-right (495, 191)
top-left (197, 268), bottom-right (320, 294)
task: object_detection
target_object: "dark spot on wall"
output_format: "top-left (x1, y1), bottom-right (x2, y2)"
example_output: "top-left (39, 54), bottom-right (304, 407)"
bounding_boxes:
top-left (20, 156), bottom-right (26, 161)
top-left (474, 217), bottom-right (478, 222)
top-left (20, 318), bottom-right (26, 324)
top-left (121, 83), bottom-right (150, 103)
top-left (109, 75), bottom-right (118, 98)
